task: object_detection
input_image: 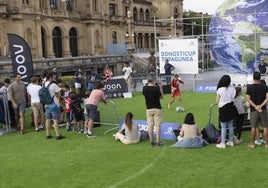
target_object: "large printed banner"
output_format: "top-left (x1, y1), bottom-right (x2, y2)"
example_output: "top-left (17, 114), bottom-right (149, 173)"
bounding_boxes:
top-left (159, 39), bottom-right (199, 74)
top-left (119, 119), bottom-right (180, 140)
top-left (7, 33), bottom-right (34, 85)
top-left (103, 78), bottom-right (128, 98)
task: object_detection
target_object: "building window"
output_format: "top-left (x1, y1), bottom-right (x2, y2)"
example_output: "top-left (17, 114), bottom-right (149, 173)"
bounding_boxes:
top-left (145, 9), bottom-right (150, 21)
top-left (50, 0), bottom-right (57, 9)
top-left (133, 7), bottom-right (138, 21)
top-left (174, 7), bottom-right (179, 19)
top-left (52, 27), bottom-right (62, 58)
top-left (22, 0), bottom-right (29, 4)
top-left (93, 0), bottom-right (98, 11)
top-left (66, 0), bottom-right (73, 11)
top-left (69, 28), bottom-right (78, 57)
top-left (109, 3), bottom-right (116, 16)
top-left (41, 28), bottom-right (47, 58)
top-left (139, 8), bottom-right (144, 21)
top-left (112, 31), bottom-right (117, 44)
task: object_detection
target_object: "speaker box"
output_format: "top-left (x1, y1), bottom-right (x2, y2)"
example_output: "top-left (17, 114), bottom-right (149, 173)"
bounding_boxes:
top-left (162, 85), bottom-right (171, 94)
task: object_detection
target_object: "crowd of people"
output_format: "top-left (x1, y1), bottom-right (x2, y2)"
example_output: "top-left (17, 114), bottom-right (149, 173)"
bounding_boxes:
top-left (1, 58), bottom-right (268, 149)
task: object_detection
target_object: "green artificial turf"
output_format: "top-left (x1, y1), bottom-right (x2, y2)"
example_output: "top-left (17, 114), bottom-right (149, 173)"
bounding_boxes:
top-left (1, 91), bottom-right (268, 188)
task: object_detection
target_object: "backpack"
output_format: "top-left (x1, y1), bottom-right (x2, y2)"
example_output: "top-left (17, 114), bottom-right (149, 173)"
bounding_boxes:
top-left (201, 124), bottom-right (220, 143)
top-left (39, 82), bottom-right (54, 105)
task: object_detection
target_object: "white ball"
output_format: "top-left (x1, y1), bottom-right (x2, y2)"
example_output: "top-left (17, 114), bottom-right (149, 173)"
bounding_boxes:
top-left (176, 106), bottom-right (182, 112)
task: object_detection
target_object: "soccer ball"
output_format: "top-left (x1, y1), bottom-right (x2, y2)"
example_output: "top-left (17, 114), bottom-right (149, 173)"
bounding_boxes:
top-left (176, 106), bottom-right (183, 112)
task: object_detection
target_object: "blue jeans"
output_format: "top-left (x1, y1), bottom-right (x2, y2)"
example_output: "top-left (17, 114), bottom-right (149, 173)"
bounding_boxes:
top-left (220, 119), bottom-right (234, 143)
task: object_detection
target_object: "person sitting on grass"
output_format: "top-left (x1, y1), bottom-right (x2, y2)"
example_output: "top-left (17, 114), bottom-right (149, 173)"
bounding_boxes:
top-left (114, 112), bottom-right (140, 144)
top-left (172, 112), bottom-right (208, 148)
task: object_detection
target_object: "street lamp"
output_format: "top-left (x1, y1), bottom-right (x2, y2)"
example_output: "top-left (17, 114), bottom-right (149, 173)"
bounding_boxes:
top-left (127, 10), bottom-right (134, 54)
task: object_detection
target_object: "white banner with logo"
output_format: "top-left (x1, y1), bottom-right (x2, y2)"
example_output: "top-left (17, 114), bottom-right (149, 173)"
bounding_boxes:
top-left (159, 38), bottom-right (199, 74)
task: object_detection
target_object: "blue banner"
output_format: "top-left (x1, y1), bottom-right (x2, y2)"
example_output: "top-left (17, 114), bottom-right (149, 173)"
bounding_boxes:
top-left (119, 119), bottom-right (180, 140)
top-left (195, 84), bottom-right (217, 93)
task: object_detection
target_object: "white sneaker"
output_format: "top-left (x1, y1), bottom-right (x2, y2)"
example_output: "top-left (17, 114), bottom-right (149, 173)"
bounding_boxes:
top-left (216, 143), bottom-right (226, 149)
top-left (226, 141), bottom-right (234, 147)
top-left (254, 140), bottom-right (263, 145)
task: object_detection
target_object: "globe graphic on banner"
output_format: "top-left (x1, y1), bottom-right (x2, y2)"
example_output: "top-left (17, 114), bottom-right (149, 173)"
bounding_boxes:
top-left (208, 0), bottom-right (268, 74)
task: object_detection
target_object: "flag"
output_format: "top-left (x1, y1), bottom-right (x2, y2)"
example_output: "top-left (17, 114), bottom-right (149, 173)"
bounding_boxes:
top-left (7, 33), bottom-right (34, 84)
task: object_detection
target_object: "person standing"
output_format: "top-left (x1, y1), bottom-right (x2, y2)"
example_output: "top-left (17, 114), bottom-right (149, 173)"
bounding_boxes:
top-left (164, 59), bottom-right (174, 85)
top-left (122, 62), bottom-right (132, 92)
top-left (167, 74), bottom-right (185, 110)
top-left (258, 57), bottom-right (268, 75)
top-left (86, 83), bottom-right (107, 138)
top-left (44, 72), bottom-right (65, 140)
top-left (74, 67), bottom-right (84, 95)
top-left (233, 86), bottom-right (246, 144)
top-left (246, 71), bottom-right (268, 149)
top-left (8, 74), bottom-right (27, 134)
top-left (27, 76), bottom-right (44, 131)
top-left (87, 70), bottom-right (98, 91)
top-left (142, 77), bottom-right (164, 146)
top-left (216, 75), bottom-right (237, 149)
top-left (0, 78), bottom-right (17, 128)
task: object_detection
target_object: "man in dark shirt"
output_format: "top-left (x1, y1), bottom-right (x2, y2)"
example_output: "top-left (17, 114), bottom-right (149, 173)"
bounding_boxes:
top-left (258, 58), bottom-right (268, 76)
top-left (142, 77), bottom-right (164, 146)
top-left (246, 71), bottom-right (268, 148)
top-left (164, 59), bottom-right (174, 85)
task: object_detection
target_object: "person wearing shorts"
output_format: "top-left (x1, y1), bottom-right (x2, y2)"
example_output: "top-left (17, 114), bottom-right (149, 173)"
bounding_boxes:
top-left (74, 67), bottom-right (83, 95)
top-left (85, 83), bottom-right (107, 138)
top-left (8, 74), bottom-right (27, 134)
top-left (44, 71), bottom-right (65, 140)
top-left (246, 71), bottom-right (268, 149)
top-left (167, 74), bottom-right (185, 110)
top-left (142, 77), bottom-right (164, 146)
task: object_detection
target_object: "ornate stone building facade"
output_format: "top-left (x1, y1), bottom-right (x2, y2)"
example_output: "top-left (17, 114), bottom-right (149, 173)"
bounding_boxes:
top-left (0, 0), bottom-right (183, 59)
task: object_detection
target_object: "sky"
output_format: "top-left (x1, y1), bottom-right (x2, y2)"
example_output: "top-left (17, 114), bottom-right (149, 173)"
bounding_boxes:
top-left (183, 0), bottom-right (226, 14)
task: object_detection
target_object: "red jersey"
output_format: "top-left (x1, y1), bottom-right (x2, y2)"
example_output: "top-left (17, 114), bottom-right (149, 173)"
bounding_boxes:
top-left (171, 78), bottom-right (184, 92)
top-left (65, 97), bottom-right (72, 113)
top-left (104, 69), bottom-right (113, 80)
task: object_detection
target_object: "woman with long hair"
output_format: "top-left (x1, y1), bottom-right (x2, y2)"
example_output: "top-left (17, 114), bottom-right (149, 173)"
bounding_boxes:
top-left (114, 112), bottom-right (140, 144)
top-left (216, 75), bottom-right (237, 148)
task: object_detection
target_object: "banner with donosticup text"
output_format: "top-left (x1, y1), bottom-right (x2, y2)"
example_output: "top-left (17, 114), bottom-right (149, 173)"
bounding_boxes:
top-left (159, 38), bottom-right (199, 74)
top-left (7, 33), bottom-right (34, 85)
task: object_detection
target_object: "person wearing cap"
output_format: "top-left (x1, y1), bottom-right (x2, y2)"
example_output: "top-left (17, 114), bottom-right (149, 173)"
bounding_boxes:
top-left (258, 58), bottom-right (268, 76)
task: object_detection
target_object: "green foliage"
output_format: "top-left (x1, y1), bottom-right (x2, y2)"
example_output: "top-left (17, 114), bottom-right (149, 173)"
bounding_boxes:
top-left (0, 91), bottom-right (267, 188)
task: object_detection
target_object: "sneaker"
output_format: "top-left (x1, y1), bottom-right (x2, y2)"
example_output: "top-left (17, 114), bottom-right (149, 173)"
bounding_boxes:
top-left (167, 103), bottom-right (170, 109)
top-left (255, 140), bottom-right (263, 145)
top-left (150, 141), bottom-right (156, 146)
top-left (226, 141), bottom-right (234, 147)
top-left (235, 139), bottom-right (243, 144)
top-left (38, 124), bottom-right (44, 129)
top-left (156, 141), bottom-right (164, 146)
top-left (46, 135), bottom-right (52, 139)
top-left (216, 143), bottom-right (226, 149)
top-left (86, 132), bottom-right (96, 138)
top-left (56, 135), bottom-right (66, 140)
top-left (35, 127), bottom-right (39, 132)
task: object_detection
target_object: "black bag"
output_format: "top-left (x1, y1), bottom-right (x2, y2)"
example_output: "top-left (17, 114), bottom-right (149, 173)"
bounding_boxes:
top-left (201, 124), bottom-right (220, 143)
top-left (140, 130), bottom-right (149, 141)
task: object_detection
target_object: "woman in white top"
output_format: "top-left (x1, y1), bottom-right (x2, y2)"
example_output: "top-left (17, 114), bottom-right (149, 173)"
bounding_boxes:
top-left (216, 75), bottom-right (237, 149)
top-left (114, 112), bottom-right (140, 144)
